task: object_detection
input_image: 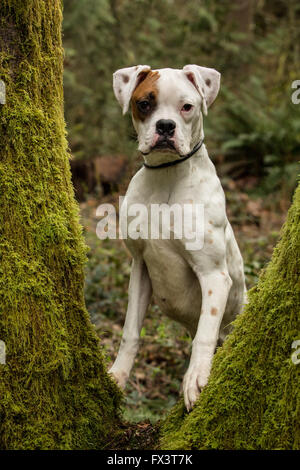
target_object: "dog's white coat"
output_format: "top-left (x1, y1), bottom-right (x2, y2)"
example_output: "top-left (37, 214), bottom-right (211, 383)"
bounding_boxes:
top-left (110, 66), bottom-right (246, 410)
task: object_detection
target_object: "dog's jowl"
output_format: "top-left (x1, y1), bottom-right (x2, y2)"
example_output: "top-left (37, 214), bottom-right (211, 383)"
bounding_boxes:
top-left (109, 65), bottom-right (247, 411)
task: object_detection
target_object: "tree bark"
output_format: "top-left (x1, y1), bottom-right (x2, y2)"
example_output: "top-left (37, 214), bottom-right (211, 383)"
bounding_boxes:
top-left (0, 0), bottom-right (121, 449)
top-left (160, 182), bottom-right (300, 450)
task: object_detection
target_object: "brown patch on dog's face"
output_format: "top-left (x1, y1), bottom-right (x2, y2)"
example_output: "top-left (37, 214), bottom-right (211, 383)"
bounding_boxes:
top-left (131, 70), bottom-right (160, 121)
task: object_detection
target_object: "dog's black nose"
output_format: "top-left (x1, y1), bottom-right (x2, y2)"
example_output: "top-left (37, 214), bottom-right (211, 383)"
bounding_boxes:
top-left (156, 119), bottom-right (176, 137)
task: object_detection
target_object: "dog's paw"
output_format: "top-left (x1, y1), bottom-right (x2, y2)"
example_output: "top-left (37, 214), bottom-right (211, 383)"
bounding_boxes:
top-left (108, 367), bottom-right (129, 390)
top-left (183, 359), bottom-right (212, 411)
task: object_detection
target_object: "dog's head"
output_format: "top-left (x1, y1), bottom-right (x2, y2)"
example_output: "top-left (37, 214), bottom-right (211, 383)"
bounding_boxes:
top-left (113, 65), bottom-right (220, 164)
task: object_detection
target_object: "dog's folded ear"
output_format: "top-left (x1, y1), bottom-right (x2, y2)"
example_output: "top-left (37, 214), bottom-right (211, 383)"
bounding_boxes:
top-left (113, 65), bottom-right (151, 115)
top-left (183, 65), bottom-right (221, 115)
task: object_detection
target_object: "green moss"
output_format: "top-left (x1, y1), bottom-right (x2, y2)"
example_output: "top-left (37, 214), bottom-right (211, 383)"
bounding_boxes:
top-left (0, 0), bottom-right (122, 449)
top-left (160, 182), bottom-right (300, 450)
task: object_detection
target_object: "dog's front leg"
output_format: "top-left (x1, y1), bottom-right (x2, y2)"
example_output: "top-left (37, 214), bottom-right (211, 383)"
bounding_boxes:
top-left (109, 257), bottom-right (152, 389)
top-left (183, 268), bottom-right (232, 410)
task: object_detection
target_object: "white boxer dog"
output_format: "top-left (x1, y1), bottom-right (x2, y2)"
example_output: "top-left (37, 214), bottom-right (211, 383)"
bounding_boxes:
top-left (109, 65), bottom-right (246, 410)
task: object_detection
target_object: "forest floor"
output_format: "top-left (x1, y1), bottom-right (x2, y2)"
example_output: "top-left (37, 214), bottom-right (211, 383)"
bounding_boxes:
top-left (79, 164), bottom-right (290, 425)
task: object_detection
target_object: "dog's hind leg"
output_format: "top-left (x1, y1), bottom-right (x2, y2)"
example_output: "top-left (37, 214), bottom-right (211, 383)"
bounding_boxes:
top-left (218, 224), bottom-right (247, 344)
top-left (109, 257), bottom-right (152, 389)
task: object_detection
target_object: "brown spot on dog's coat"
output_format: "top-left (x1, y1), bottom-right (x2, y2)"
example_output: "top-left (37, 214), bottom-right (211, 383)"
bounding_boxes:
top-left (211, 307), bottom-right (218, 316)
top-left (131, 70), bottom-right (160, 121)
top-left (122, 74), bottom-right (129, 84)
top-left (208, 289), bottom-right (212, 296)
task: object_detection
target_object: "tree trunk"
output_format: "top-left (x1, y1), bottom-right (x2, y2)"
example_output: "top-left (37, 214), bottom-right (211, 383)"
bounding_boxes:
top-left (0, 0), bottom-right (121, 449)
top-left (160, 182), bottom-right (300, 450)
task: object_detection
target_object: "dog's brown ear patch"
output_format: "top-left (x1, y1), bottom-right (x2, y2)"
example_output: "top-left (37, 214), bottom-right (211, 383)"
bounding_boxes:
top-left (131, 70), bottom-right (160, 121)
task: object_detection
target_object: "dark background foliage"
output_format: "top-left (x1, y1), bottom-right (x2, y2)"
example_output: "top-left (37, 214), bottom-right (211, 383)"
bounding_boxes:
top-left (63, 0), bottom-right (300, 192)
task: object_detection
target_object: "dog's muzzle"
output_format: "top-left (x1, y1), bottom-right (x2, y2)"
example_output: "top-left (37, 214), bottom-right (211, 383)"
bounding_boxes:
top-left (151, 137), bottom-right (176, 152)
top-left (142, 138), bottom-right (204, 169)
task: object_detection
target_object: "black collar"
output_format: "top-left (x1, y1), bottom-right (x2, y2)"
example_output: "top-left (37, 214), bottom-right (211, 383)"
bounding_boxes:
top-left (143, 139), bottom-right (204, 169)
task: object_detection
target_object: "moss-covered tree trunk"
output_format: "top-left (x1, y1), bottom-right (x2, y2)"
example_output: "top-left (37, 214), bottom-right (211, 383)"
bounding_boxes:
top-left (0, 0), bottom-right (121, 449)
top-left (160, 182), bottom-right (300, 450)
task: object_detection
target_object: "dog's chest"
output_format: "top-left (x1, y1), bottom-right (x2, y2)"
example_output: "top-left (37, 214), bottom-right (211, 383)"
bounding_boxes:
top-left (120, 162), bottom-right (226, 328)
top-left (121, 162), bottom-right (225, 255)
top-left (122, 168), bottom-right (201, 249)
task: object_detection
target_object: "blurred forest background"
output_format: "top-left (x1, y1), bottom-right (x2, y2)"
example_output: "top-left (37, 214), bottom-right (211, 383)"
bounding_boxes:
top-left (62, 0), bottom-right (300, 422)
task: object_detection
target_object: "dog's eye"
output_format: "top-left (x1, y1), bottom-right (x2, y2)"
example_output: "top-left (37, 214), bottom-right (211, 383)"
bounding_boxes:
top-left (137, 100), bottom-right (151, 113)
top-left (182, 104), bottom-right (193, 112)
